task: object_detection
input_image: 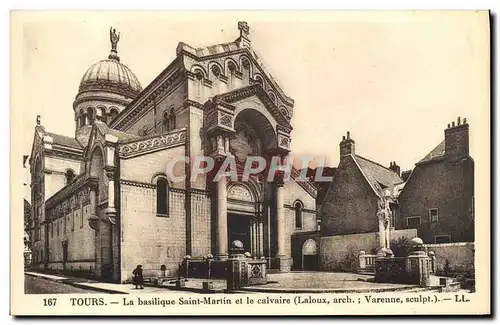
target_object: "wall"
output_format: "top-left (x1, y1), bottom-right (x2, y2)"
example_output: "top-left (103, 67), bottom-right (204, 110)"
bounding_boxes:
top-left (44, 155), bottom-right (82, 198)
top-left (120, 184), bottom-right (186, 281)
top-left (424, 242), bottom-right (474, 275)
top-left (398, 157), bottom-right (474, 243)
top-left (119, 145), bottom-right (189, 282)
top-left (321, 155), bottom-right (379, 237)
top-left (122, 83), bottom-right (187, 136)
top-left (46, 198), bottom-right (96, 273)
top-left (320, 229), bottom-right (417, 272)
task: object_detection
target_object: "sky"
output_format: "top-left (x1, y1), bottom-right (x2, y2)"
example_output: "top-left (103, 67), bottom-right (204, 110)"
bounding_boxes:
top-left (13, 11), bottom-right (489, 188)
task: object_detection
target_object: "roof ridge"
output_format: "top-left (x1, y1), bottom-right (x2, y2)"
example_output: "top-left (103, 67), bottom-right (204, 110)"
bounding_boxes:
top-left (354, 154), bottom-right (396, 174)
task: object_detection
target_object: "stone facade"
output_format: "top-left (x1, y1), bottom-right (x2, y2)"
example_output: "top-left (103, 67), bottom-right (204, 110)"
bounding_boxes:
top-left (320, 132), bottom-right (402, 238)
top-left (397, 119), bottom-right (474, 243)
top-left (28, 23), bottom-right (318, 283)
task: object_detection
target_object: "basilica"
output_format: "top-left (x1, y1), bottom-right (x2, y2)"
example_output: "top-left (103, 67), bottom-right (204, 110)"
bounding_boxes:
top-left (28, 23), bottom-right (319, 282)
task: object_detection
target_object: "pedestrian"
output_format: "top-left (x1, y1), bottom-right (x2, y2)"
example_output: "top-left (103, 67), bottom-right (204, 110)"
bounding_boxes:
top-left (132, 265), bottom-right (144, 289)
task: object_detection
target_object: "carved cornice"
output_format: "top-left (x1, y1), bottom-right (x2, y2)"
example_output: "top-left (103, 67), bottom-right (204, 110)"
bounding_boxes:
top-left (277, 124), bottom-right (292, 135)
top-left (118, 129), bottom-right (187, 158)
top-left (215, 84), bottom-right (292, 129)
top-left (120, 179), bottom-right (186, 193)
top-left (112, 65), bottom-right (184, 130)
top-left (119, 179), bottom-right (155, 189)
top-left (284, 204), bottom-right (317, 214)
top-left (188, 188), bottom-right (210, 196)
top-left (78, 80), bottom-right (141, 99)
top-left (183, 99), bottom-right (205, 110)
top-left (290, 168), bottom-right (318, 198)
top-left (45, 175), bottom-right (87, 209)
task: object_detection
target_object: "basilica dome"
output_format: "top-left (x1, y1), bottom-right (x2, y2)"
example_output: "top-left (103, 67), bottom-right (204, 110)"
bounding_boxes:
top-left (78, 57), bottom-right (142, 98)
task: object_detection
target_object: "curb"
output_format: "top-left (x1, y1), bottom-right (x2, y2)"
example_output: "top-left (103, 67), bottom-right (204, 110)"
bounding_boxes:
top-left (25, 272), bottom-right (129, 294)
top-left (237, 285), bottom-right (423, 294)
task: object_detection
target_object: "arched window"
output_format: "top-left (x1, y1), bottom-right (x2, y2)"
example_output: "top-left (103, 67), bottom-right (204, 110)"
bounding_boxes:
top-left (162, 108), bottom-right (176, 132)
top-left (65, 169), bottom-right (75, 184)
top-left (87, 107), bottom-right (95, 124)
top-left (79, 114), bottom-right (86, 127)
top-left (109, 108), bottom-right (119, 123)
top-left (193, 69), bottom-right (204, 101)
top-left (254, 75), bottom-right (264, 86)
top-left (294, 201), bottom-right (303, 229)
top-left (227, 61), bottom-right (237, 89)
top-left (156, 178), bottom-right (169, 216)
top-left (241, 58), bottom-right (250, 84)
top-left (168, 108), bottom-right (176, 131)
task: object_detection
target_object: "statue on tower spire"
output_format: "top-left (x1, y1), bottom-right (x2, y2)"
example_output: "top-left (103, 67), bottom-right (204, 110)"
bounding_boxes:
top-left (109, 27), bottom-right (121, 61)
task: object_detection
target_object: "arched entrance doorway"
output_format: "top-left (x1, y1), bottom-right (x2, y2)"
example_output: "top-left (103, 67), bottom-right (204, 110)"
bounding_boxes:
top-left (227, 182), bottom-right (263, 256)
top-left (302, 239), bottom-right (318, 270)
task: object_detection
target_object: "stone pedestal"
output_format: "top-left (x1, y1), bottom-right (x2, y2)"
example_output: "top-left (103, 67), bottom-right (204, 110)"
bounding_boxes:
top-left (405, 237), bottom-right (431, 287)
top-left (226, 240), bottom-right (247, 291)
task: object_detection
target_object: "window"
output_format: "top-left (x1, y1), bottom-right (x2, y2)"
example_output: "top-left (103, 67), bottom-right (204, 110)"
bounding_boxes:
top-left (65, 169), bottom-right (75, 184)
top-left (294, 201), bottom-right (303, 229)
top-left (50, 222), bottom-right (53, 238)
top-left (156, 178), bottom-right (169, 216)
top-left (162, 108), bottom-right (176, 132)
top-left (429, 208), bottom-right (439, 223)
top-left (407, 216), bottom-right (421, 227)
top-left (56, 219), bottom-right (59, 236)
top-left (434, 235), bottom-right (451, 244)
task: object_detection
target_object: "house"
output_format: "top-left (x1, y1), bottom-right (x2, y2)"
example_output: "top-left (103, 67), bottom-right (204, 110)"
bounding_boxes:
top-left (397, 118), bottom-right (474, 243)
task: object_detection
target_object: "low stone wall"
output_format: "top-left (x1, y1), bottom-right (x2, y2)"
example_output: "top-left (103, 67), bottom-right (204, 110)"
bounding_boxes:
top-left (320, 229), bottom-right (417, 272)
top-left (423, 242), bottom-right (474, 276)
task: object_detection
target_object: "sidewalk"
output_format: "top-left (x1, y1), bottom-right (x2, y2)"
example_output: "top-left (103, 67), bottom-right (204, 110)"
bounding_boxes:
top-left (25, 271), bottom-right (227, 294)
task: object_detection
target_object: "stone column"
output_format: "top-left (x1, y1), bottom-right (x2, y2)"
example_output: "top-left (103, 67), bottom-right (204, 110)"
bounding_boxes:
top-left (249, 219), bottom-right (254, 255)
top-left (385, 219), bottom-right (391, 250)
top-left (258, 219), bottom-right (264, 257)
top-left (274, 181), bottom-right (291, 271)
top-left (276, 183), bottom-right (285, 256)
top-left (378, 218), bottom-right (386, 249)
top-left (251, 219), bottom-right (257, 257)
top-left (216, 175), bottom-right (228, 259)
top-left (103, 134), bottom-right (118, 282)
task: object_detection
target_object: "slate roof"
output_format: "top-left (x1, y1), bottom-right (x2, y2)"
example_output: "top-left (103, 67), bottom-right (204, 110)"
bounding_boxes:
top-left (354, 155), bottom-right (403, 196)
top-left (419, 140), bottom-right (446, 163)
top-left (94, 122), bottom-right (140, 142)
top-left (46, 132), bottom-right (83, 149)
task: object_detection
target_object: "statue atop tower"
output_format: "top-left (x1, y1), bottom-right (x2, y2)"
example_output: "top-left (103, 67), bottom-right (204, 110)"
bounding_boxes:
top-left (109, 27), bottom-right (120, 61)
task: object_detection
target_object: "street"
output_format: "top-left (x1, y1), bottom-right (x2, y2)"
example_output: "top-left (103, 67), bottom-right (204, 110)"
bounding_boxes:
top-left (25, 274), bottom-right (101, 294)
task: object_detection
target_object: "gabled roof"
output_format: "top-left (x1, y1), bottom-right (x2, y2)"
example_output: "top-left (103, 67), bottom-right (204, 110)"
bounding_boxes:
top-left (353, 155), bottom-right (403, 196)
top-left (418, 140), bottom-right (446, 163)
top-left (93, 122), bottom-right (139, 142)
top-left (213, 84), bottom-right (292, 129)
top-left (177, 40), bottom-right (294, 106)
top-left (46, 132), bottom-right (83, 149)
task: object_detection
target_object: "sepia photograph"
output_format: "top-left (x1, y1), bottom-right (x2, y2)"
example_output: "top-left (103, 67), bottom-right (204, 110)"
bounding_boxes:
top-left (10, 10), bottom-right (490, 315)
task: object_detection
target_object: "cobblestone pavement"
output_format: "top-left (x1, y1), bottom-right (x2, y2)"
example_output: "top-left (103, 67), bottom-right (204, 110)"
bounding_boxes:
top-left (25, 274), bottom-right (99, 294)
top-left (260, 272), bottom-right (407, 290)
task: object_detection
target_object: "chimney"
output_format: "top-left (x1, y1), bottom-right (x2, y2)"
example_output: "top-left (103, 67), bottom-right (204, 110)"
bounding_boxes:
top-left (339, 131), bottom-right (355, 158)
top-left (389, 161), bottom-right (401, 176)
top-left (444, 116), bottom-right (469, 160)
top-left (401, 170), bottom-right (412, 182)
